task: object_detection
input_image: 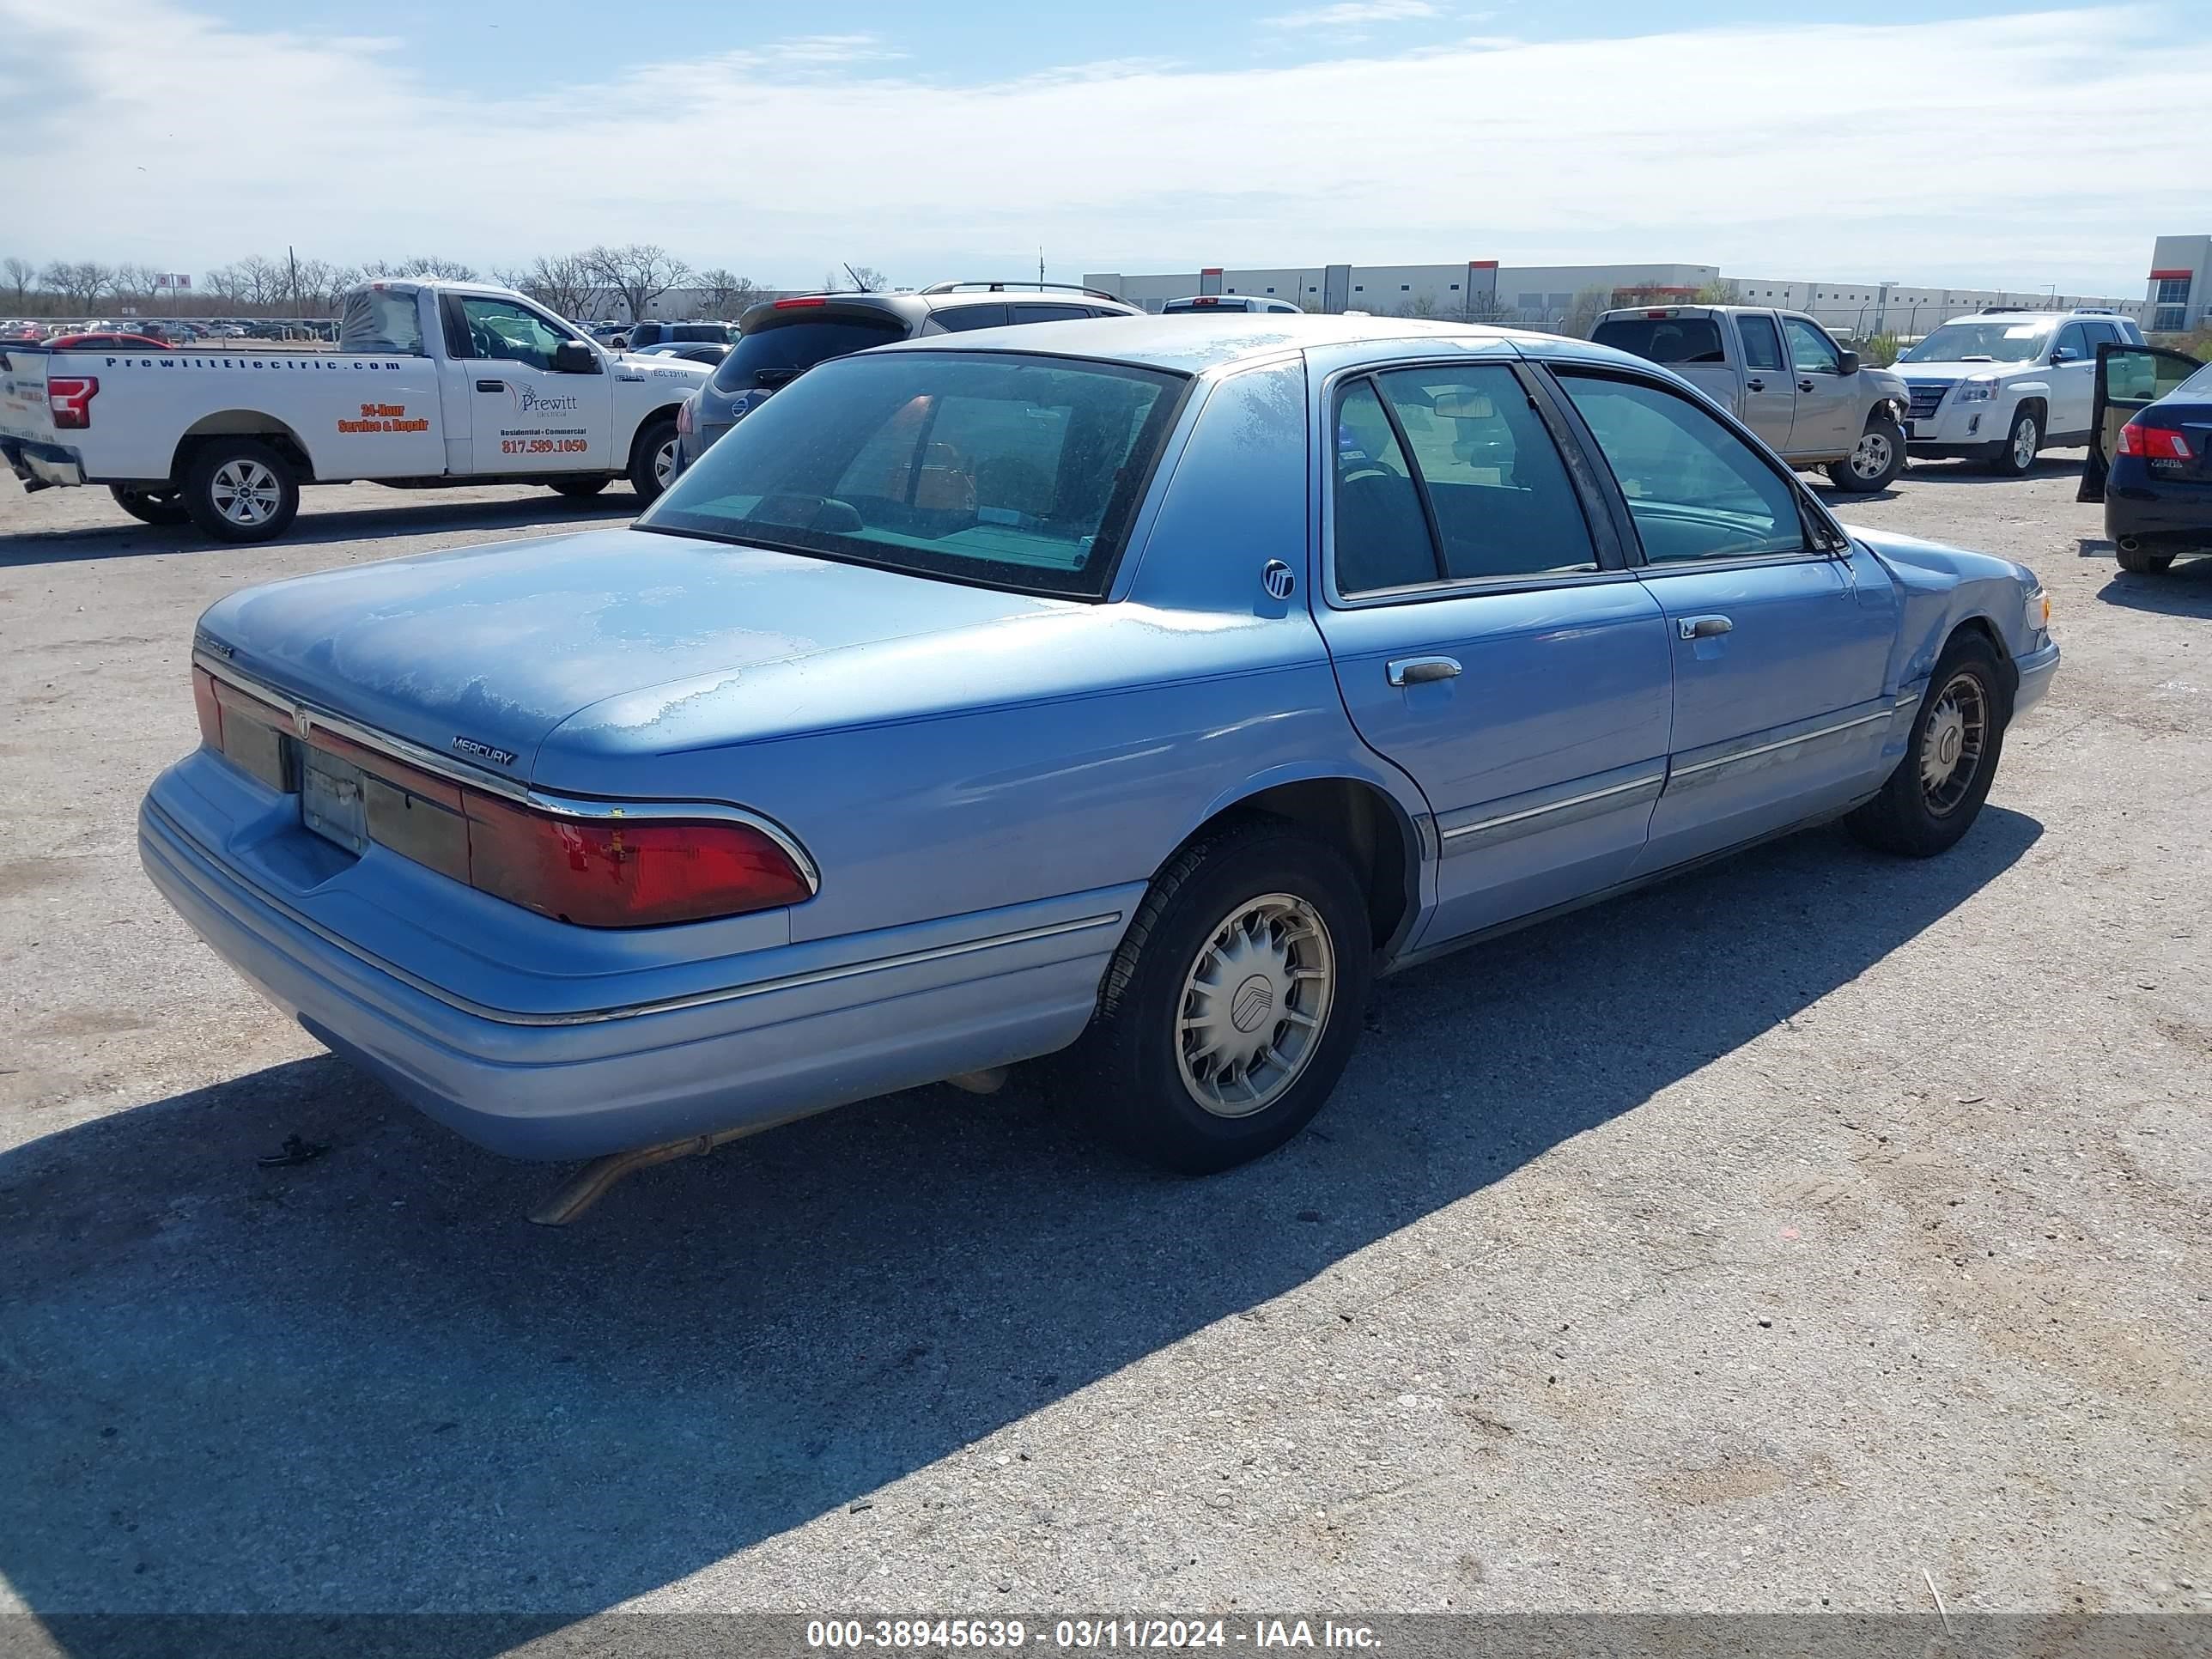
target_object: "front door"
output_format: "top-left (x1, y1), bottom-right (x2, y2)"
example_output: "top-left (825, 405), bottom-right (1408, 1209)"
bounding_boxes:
top-left (2045, 321), bottom-right (2100, 439)
top-left (1547, 367), bottom-right (1899, 873)
top-left (441, 294), bottom-right (613, 474)
top-left (1312, 361), bottom-right (1674, 950)
top-left (1731, 312), bottom-right (1796, 453)
top-left (2079, 341), bottom-right (2203, 502)
top-left (1779, 314), bottom-right (1856, 455)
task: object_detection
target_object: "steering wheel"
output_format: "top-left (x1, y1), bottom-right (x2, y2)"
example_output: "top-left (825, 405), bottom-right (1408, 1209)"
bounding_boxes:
top-left (1339, 465), bottom-right (1400, 486)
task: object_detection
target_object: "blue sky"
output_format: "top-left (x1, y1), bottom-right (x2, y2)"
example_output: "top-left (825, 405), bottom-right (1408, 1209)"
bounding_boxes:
top-left (4, 0), bottom-right (2202, 295)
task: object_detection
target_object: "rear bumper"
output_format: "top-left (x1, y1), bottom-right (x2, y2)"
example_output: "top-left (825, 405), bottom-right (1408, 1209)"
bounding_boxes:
top-left (139, 771), bottom-right (1133, 1161)
top-left (0, 434), bottom-right (86, 489)
top-left (2105, 477), bottom-right (2212, 550)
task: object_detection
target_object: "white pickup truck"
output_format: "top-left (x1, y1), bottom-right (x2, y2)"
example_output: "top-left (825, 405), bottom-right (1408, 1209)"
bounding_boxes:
top-left (0, 279), bottom-right (711, 541)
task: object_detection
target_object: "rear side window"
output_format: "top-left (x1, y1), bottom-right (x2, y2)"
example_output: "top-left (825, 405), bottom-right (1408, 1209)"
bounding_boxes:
top-left (1372, 368), bottom-right (1597, 581)
top-left (1332, 381), bottom-right (1436, 594)
top-left (927, 304), bottom-right (1011, 332)
top-left (1590, 316), bottom-right (1725, 364)
top-left (1011, 304), bottom-right (1091, 323)
top-left (1556, 372), bottom-right (1808, 563)
top-left (339, 289), bottom-right (425, 356)
top-left (645, 351), bottom-right (1184, 599)
top-left (1736, 315), bottom-right (1784, 373)
top-left (713, 315), bottom-right (906, 392)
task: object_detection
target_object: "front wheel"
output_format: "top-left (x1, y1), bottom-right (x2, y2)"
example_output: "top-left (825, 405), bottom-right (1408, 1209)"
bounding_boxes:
top-left (1826, 417), bottom-right (1905, 493)
top-left (1072, 818), bottom-right (1373, 1174)
top-left (109, 483), bottom-right (191, 526)
top-left (628, 416), bottom-right (679, 504)
top-left (1847, 633), bottom-right (2008, 858)
top-left (181, 438), bottom-right (300, 544)
top-left (1987, 408), bottom-right (2041, 477)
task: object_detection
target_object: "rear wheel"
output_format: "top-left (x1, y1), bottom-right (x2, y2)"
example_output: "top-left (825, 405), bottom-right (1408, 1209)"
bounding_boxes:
top-left (1987, 407), bottom-right (2040, 477)
top-left (108, 483), bottom-right (191, 526)
top-left (181, 439), bottom-right (299, 544)
top-left (549, 477), bottom-right (611, 500)
top-left (1073, 818), bottom-right (1373, 1174)
top-left (1846, 633), bottom-right (2008, 858)
top-left (2114, 538), bottom-right (2175, 574)
top-left (1826, 416), bottom-right (1905, 493)
top-left (628, 416), bottom-right (678, 504)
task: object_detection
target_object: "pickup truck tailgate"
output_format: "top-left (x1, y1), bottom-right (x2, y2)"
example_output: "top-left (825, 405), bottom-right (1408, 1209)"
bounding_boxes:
top-left (0, 348), bottom-right (57, 447)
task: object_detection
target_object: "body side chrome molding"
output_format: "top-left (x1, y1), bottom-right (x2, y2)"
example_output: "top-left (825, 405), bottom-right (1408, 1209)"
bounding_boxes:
top-left (1668, 708), bottom-right (1893, 783)
top-left (145, 796), bottom-right (1120, 1029)
top-left (1439, 770), bottom-right (1667, 850)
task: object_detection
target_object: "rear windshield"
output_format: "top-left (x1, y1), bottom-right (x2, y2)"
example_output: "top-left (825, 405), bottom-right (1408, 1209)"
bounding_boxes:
top-left (1590, 316), bottom-right (1726, 364)
top-left (713, 315), bottom-right (906, 392)
top-left (1164, 298), bottom-right (1249, 313)
top-left (644, 350), bottom-right (1186, 599)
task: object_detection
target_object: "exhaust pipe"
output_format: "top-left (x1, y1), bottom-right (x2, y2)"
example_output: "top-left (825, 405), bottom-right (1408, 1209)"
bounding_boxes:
top-left (2117, 535), bottom-right (2142, 554)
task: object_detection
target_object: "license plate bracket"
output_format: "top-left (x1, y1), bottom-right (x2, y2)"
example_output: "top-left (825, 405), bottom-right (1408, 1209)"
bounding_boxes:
top-left (301, 746), bottom-right (370, 855)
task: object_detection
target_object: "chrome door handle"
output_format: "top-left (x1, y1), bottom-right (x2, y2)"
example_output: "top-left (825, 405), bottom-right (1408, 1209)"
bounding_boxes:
top-left (1387, 655), bottom-right (1462, 686)
top-left (475, 379), bottom-right (506, 392)
top-left (1679, 615), bottom-right (1733, 641)
top-left (1746, 378), bottom-right (1765, 392)
top-left (1798, 379), bottom-right (1816, 392)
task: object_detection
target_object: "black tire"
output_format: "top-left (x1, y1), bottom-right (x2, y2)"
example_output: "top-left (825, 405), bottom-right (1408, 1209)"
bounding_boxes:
top-left (108, 483), bottom-right (191, 526)
top-left (628, 416), bottom-right (679, 504)
top-left (550, 477), bottom-right (611, 500)
top-left (1846, 632), bottom-right (2008, 858)
top-left (181, 438), bottom-right (299, 544)
top-left (1826, 416), bottom-right (1905, 493)
top-left (2114, 540), bottom-right (2174, 574)
top-left (1986, 407), bottom-right (2041, 477)
top-left (1073, 817), bottom-right (1374, 1175)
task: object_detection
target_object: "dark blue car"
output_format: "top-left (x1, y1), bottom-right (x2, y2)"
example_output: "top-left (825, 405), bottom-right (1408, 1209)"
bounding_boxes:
top-left (2080, 341), bottom-right (2209, 573)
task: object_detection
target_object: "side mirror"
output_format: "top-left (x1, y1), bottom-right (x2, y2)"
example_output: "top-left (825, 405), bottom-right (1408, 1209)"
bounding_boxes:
top-left (2050, 346), bottom-right (2079, 363)
top-left (1835, 349), bottom-right (1861, 375)
top-left (552, 338), bottom-right (600, 374)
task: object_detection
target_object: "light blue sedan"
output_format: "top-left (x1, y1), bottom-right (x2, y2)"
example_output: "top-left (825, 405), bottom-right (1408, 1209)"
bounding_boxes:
top-left (142, 316), bottom-right (2058, 1197)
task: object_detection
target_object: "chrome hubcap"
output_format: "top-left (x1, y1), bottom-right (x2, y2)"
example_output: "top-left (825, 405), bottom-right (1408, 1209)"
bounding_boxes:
top-left (1175, 893), bottom-right (1334, 1118)
top-left (653, 439), bottom-right (677, 488)
top-left (1850, 431), bottom-right (1893, 479)
top-left (1918, 671), bottom-right (1988, 815)
top-left (2013, 419), bottom-right (2037, 468)
top-left (210, 459), bottom-right (279, 526)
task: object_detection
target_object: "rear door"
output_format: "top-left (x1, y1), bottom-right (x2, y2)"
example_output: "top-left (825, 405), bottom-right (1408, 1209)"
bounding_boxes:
top-left (441, 294), bottom-right (613, 474)
top-left (2080, 342), bottom-right (2203, 501)
top-left (1731, 313), bottom-right (1796, 452)
top-left (1779, 315), bottom-right (1856, 454)
top-left (1547, 365), bottom-right (1899, 872)
top-left (1311, 356), bottom-right (1674, 949)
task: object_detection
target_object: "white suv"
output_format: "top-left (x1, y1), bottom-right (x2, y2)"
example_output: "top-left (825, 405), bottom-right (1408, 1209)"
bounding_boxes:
top-left (1895, 308), bottom-right (2145, 475)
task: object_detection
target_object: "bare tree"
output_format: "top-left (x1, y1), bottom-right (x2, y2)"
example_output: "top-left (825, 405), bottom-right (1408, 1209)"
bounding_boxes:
top-left (40, 260), bottom-right (114, 311)
top-left (5, 256), bottom-right (38, 309)
top-left (585, 243), bottom-right (692, 323)
top-left (498, 252), bottom-right (600, 319)
top-left (1561, 283), bottom-right (1614, 339)
top-left (694, 267), bottom-right (764, 319)
top-left (845, 264), bottom-right (888, 293)
top-left (361, 255), bottom-right (478, 283)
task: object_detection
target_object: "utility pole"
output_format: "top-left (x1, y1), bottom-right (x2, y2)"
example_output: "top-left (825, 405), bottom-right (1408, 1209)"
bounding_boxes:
top-left (288, 245), bottom-right (301, 329)
top-left (1039, 247), bottom-right (1045, 287)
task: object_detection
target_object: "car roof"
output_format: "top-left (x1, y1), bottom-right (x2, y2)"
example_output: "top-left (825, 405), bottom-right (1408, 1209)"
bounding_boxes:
top-left (890, 313), bottom-right (1532, 374)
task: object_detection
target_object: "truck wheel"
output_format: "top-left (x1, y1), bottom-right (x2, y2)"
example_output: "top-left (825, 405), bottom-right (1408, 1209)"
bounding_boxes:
top-left (182, 439), bottom-right (299, 543)
top-left (549, 477), bottom-right (611, 500)
top-left (1987, 408), bottom-right (2040, 477)
top-left (1826, 417), bottom-right (1905, 493)
top-left (109, 483), bottom-right (191, 526)
top-left (1071, 817), bottom-right (1374, 1175)
top-left (2114, 538), bottom-right (2174, 574)
top-left (628, 416), bottom-right (679, 504)
top-left (1846, 632), bottom-right (2008, 859)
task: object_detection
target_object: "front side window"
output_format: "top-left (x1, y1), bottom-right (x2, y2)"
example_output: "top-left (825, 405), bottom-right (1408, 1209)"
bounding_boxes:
top-left (1372, 368), bottom-right (1596, 580)
top-left (2053, 323), bottom-right (2089, 361)
top-left (1736, 315), bottom-right (1784, 374)
top-left (1783, 317), bottom-right (1841, 374)
top-left (643, 351), bottom-right (1182, 599)
top-left (456, 298), bottom-right (575, 370)
top-left (1556, 372), bottom-right (1808, 564)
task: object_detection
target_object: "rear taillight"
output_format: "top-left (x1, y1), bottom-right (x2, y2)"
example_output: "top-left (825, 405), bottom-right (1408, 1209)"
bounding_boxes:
top-left (464, 793), bottom-right (811, 927)
top-left (773, 296), bottom-right (827, 309)
top-left (48, 375), bottom-right (98, 428)
top-left (2116, 420), bottom-right (2193, 460)
top-left (191, 667), bottom-right (811, 926)
top-left (676, 394), bottom-right (695, 434)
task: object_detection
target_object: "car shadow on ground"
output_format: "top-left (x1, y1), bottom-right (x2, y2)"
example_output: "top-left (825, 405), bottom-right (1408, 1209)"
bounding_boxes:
top-left (2096, 557), bottom-right (2212, 617)
top-left (0, 811), bottom-right (2040, 1652)
top-left (1896, 453), bottom-right (2084, 485)
top-left (0, 491), bottom-right (641, 568)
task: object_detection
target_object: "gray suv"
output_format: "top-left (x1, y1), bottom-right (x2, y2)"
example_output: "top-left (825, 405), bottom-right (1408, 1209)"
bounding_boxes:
top-left (676, 282), bottom-right (1143, 470)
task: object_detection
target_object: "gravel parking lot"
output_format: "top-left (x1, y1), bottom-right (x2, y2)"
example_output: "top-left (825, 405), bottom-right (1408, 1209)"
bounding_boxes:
top-left (0, 459), bottom-right (2205, 1632)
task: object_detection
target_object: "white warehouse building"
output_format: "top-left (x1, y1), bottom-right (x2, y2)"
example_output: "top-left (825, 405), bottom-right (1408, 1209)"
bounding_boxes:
top-left (1084, 260), bottom-right (2142, 337)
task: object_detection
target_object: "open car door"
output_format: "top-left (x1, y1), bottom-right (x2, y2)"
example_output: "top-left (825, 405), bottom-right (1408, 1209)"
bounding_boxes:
top-left (2081, 340), bottom-right (2203, 502)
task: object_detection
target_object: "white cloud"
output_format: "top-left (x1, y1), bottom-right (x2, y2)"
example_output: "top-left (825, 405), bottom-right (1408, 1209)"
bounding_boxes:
top-left (1263, 0), bottom-right (1442, 27)
top-left (3, 0), bottom-right (2202, 295)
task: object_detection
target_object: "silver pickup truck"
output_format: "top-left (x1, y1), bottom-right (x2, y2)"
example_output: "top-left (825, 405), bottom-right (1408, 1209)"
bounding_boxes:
top-left (1591, 304), bottom-right (1911, 493)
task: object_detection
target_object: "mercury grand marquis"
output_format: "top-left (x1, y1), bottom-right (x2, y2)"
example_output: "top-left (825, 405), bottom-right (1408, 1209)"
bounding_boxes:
top-left (141, 316), bottom-right (2059, 1184)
